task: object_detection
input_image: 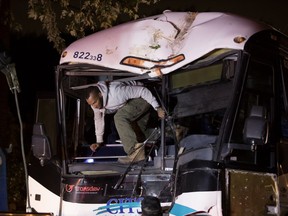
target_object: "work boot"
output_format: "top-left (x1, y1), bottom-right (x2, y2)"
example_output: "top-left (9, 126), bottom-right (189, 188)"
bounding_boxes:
top-left (118, 143), bottom-right (145, 164)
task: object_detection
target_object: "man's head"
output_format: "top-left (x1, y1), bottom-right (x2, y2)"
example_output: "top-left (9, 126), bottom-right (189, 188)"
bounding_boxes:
top-left (141, 196), bottom-right (162, 216)
top-left (85, 86), bottom-right (103, 109)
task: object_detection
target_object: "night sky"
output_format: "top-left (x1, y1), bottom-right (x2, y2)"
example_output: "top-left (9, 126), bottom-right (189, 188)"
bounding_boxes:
top-left (11, 0), bottom-right (288, 35)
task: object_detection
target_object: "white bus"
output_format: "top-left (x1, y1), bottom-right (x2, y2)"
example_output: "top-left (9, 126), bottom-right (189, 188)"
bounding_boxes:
top-left (28, 11), bottom-right (288, 216)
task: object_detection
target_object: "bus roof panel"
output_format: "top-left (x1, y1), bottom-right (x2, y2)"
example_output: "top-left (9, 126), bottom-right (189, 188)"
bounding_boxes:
top-left (60, 11), bottom-right (269, 77)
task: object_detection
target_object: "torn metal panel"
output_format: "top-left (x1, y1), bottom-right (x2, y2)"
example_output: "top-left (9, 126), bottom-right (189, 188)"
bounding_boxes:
top-left (226, 169), bottom-right (279, 216)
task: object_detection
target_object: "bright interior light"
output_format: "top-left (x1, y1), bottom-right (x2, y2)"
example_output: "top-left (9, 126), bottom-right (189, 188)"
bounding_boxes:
top-left (84, 158), bottom-right (94, 163)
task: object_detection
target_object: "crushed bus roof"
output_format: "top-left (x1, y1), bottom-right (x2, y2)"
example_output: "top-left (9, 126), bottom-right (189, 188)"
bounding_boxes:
top-left (60, 11), bottom-right (269, 77)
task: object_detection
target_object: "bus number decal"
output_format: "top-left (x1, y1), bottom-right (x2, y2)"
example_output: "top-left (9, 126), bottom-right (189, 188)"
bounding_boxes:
top-left (73, 51), bottom-right (102, 61)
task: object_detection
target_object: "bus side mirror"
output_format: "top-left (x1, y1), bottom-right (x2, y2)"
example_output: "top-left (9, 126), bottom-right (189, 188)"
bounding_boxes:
top-left (243, 106), bottom-right (268, 149)
top-left (31, 123), bottom-right (51, 166)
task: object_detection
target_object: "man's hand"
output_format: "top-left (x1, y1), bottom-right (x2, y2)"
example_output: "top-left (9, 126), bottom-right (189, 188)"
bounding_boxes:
top-left (90, 143), bottom-right (101, 152)
top-left (157, 107), bottom-right (165, 119)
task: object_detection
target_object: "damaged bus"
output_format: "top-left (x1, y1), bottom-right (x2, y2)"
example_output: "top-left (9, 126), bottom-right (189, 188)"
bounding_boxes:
top-left (28, 11), bottom-right (288, 216)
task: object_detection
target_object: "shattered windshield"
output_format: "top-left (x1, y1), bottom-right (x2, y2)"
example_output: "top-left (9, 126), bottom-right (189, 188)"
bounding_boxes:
top-left (164, 58), bottom-right (235, 154)
top-left (60, 55), bottom-right (236, 168)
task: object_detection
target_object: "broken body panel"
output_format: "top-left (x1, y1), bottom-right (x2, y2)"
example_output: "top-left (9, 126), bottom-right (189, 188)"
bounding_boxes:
top-left (60, 11), bottom-right (266, 76)
top-left (28, 11), bottom-right (288, 216)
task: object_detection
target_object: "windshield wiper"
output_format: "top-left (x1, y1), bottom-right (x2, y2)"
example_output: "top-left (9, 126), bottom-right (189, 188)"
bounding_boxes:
top-left (113, 128), bottom-right (160, 190)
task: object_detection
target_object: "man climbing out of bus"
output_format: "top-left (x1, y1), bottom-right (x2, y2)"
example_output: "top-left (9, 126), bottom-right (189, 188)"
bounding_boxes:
top-left (85, 81), bottom-right (165, 164)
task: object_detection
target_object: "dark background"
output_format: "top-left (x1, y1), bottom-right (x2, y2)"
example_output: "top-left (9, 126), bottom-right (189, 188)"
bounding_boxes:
top-left (11, 1), bottom-right (288, 35)
top-left (1, 0), bottom-right (288, 211)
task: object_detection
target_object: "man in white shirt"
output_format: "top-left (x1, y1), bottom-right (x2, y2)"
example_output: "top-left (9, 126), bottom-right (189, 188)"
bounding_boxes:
top-left (85, 81), bottom-right (165, 164)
